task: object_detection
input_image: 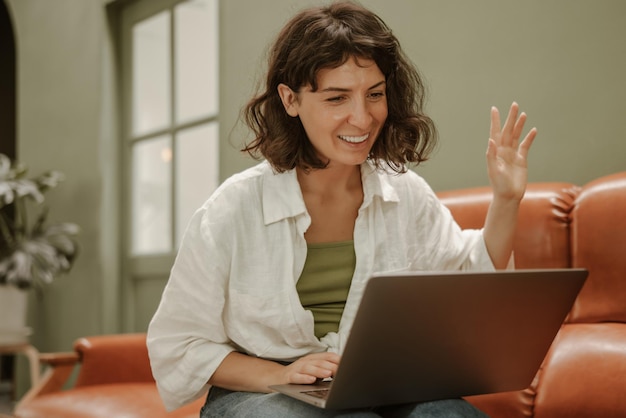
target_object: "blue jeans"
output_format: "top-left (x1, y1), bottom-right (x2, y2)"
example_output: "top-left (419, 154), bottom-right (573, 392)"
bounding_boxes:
top-left (200, 386), bottom-right (490, 418)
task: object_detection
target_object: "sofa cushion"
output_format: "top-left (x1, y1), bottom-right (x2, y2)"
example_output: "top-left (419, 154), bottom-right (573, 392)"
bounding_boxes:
top-left (533, 323), bottom-right (626, 418)
top-left (465, 387), bottom-right (535, 418)
top-left (15, 382), bottom-right (204, 418)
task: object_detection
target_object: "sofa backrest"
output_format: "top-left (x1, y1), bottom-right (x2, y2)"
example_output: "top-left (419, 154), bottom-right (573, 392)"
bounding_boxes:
top-left (569, 172), bottom-right (626, 324)
top-left (439, 172), bottom-right (626, 325)
top-left (438, 182), bottom-right (578, 269)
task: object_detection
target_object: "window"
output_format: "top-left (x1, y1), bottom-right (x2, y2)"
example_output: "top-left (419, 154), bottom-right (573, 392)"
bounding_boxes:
top-left (117, 0), bottom-right (219, 326)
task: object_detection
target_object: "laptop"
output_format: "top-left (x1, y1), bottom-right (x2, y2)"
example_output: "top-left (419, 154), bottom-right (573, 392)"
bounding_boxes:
top-left (270, 268), bottom-right (588, 410)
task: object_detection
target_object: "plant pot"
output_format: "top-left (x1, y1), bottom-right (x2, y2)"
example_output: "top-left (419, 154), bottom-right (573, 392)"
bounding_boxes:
top-left (0, 285), bottom-right (31, 345)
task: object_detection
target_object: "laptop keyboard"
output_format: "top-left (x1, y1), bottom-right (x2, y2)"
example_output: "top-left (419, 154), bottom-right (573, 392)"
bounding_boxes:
top-left (302, 389), bottom-right (330, 399)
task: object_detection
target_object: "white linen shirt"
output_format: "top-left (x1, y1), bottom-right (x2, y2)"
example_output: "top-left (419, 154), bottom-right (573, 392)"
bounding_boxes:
top-left (147, 160), bottom-right (495, 411)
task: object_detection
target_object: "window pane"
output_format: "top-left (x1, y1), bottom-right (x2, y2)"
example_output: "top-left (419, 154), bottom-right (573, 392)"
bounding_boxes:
top-left (175, 122), bottom-right (219, 246)
top-left (132, 136), bottom-right (172, 254)
top-left (175, 0), bottom-right (218, 123)
top-left (132, 11), bottom-right (171, 136)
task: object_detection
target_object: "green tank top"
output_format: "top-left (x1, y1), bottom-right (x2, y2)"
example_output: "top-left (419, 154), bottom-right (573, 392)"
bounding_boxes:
top-left (296, 240), bottom-right (356, 339)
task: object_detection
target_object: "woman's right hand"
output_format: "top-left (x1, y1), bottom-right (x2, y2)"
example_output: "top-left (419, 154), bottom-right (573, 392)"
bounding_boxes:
top-left (281, 352), bottom-right (341, 385)
top-left (209, 351), bottom-right (340, 393)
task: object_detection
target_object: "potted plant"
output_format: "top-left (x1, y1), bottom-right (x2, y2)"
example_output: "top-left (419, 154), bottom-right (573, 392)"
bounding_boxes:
top-left (0, 153), bottom-right (79, 344)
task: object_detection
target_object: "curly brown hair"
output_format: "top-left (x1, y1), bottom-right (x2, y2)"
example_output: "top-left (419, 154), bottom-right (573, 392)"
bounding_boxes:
top-left (243, 1), bottom-right (437, 173)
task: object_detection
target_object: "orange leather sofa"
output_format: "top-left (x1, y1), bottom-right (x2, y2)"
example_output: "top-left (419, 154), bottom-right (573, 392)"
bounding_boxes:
top-left (13, 334), bottom-right (204, 418)
top-left (13, 171), bottom-right (626, 418)
top-left (439, 171), bottom-right (626, 417)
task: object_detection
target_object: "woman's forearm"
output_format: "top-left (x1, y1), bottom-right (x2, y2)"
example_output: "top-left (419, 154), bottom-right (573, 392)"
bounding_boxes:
top-left (482, 196), bottom-right (520, 269)
top-left (208, 351), bottom-right (285, 393)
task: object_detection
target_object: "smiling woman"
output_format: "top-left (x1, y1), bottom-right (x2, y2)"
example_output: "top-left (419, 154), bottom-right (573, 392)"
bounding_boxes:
top-left (242, 2), bottom-right (438, 175)
top-left (277, 58), bottom-right (388, 170)
top-left (147, 2), bottom-right (535, 417)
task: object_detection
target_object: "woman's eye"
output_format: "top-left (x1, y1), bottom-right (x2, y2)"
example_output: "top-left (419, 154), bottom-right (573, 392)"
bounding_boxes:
top-left (368, 91), bottom-right (385, 99)
top-left (327, 96), bottom-right (345, 103)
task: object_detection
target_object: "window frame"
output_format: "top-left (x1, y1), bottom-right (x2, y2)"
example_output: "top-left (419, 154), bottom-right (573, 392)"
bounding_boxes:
top-left (116, 0), bottom-right (219, 328)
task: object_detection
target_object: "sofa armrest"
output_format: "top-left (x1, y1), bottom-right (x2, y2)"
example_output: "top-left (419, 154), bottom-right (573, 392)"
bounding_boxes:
top-left (16, 334), bottom-right (154, 412)
top-left (15, 351), bottom-right (80, 409)
top-left (38, 351), bottom-right (80, 366)
top-left (73, 333), bottom-right (155, 386)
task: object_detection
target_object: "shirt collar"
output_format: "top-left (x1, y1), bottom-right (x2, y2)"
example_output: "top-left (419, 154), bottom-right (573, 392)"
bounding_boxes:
top-left (360, 161), bottom-right (400, 207)
top-left (262, 162), bottom-right (307, 225)
top-left (262, 160), bottom-right (400, 226)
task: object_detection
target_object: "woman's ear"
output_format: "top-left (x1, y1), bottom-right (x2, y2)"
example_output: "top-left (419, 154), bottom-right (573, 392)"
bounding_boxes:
top-left (277, 83), bottom-right (299, 117)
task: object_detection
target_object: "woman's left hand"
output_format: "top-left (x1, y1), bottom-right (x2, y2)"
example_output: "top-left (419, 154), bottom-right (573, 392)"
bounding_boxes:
top-left (486, 102), bottom-right (537, 202)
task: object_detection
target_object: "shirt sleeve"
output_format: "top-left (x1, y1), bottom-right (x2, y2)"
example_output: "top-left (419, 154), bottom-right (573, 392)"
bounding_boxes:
top-left (147, 200), bottom-right (236, 411)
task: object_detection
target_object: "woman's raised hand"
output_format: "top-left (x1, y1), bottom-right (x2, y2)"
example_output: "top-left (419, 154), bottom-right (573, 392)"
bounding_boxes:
top-left (486, 102), bottom-right (537, 202)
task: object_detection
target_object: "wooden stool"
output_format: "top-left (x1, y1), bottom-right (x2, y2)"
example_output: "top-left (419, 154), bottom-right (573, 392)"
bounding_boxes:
top-left (0, 343), bottom-right (40, 389)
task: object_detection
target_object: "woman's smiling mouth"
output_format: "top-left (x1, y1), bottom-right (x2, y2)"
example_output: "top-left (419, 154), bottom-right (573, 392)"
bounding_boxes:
top-left (338, 133), bottom-right (369, 144)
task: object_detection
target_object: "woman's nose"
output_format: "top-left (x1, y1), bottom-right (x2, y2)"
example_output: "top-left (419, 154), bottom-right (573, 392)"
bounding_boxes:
top-left (347, 100), bottom-right (373, 128)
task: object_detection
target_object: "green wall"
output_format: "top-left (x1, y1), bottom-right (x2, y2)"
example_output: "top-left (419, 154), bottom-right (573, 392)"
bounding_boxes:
top-left (5, 0), bottom-right (626, 392)
top-left (221, 0), bottom-right (626, 190)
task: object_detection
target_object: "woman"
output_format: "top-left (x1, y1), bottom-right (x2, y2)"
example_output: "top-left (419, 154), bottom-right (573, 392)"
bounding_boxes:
top-left (147, 2), bottom-right (536, 417)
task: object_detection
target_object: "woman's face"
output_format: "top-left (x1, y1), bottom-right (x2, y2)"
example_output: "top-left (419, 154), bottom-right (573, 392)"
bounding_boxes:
top-left (278, 57), bottom-right (388, 169)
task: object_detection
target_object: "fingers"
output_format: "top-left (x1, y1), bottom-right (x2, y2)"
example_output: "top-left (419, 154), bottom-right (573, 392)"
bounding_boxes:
top-left (286, 352), bottom-right (340, 384)
top-left (501, 102), bottom-right (519, 145)
top-left (490, 106), bottom-right (501, 140)
top-left (511, 111), bottom-right (527, 146)
top-left (289, 373), bottom-right (319, 384)
top-left (490, 102), bottom-right (535, 151)
top-left (485, 137), bottom-right (497, 159)
top-left (518, 127), bottom-right (538, 159)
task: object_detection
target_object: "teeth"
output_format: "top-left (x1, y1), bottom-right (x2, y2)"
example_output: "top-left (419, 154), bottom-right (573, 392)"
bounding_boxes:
top-left (339, 134), bottom-right (369, 143)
